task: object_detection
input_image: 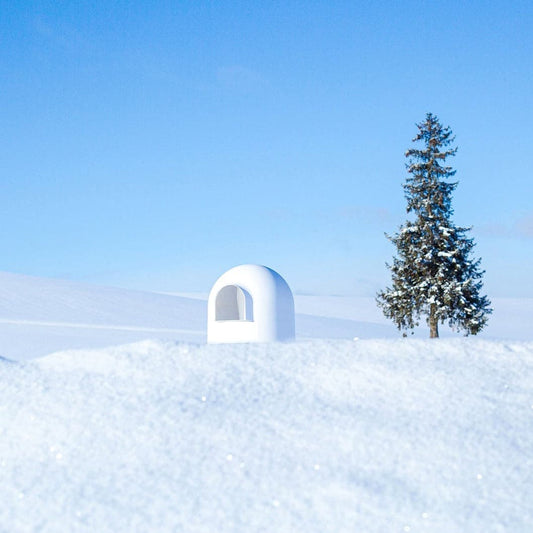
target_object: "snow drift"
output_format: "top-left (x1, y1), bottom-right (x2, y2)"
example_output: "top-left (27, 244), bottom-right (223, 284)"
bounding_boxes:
top-left (1, 271), bottom-right (530, 361)
top-left (1, 338), bottom-right (532, 532)
top-left (0, 271), bottom-right (394, 360)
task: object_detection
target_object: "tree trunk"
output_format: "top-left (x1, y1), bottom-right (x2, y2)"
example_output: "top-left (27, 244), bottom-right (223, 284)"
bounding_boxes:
top-left (429, 304), bottom-right (439, 338)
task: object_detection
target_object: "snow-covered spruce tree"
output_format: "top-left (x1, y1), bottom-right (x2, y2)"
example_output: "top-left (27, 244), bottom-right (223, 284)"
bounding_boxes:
top-left (376, 113), bottom-right (491, 338)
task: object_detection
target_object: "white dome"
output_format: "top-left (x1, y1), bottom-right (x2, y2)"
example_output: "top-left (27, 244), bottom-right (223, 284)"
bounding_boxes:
top-left (207, 265), bottom-right (295, 344)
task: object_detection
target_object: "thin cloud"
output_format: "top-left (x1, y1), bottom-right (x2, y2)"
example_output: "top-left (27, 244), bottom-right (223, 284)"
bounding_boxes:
top-left (31, 16), bottom-right (87, 51)
top-left (476, 222), bottom-right (511, 238)
top-left (515, 213), bottom-right (533, 238)
top-left (477, 212), bottom-right (533, 239)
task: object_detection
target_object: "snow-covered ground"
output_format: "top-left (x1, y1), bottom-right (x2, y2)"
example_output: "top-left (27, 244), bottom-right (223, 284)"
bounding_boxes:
top-left (2, 338), bottom-right (533, 532)
top-left (1, 271), bottom-right (531, 361)
top-left (1, 271), bottom-right (533, 531)
top-left (1, 271), bottom-right (389, 361)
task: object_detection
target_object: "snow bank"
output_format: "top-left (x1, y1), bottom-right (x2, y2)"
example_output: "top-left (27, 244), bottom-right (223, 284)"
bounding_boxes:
top-left (293, 294), bottom-right (533, 341)
top-left (0, 271), bottom-right (206, 359)
top-left (1, 339), bottom-right (532, 532)
top-left (1, 272), bottom-right (531, 361)
top-left (0, 272), bottom-right (382, 360)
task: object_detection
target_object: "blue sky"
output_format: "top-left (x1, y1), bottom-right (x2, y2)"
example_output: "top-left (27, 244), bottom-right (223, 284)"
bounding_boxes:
top-left (1, 0), bottom-right (532, 296)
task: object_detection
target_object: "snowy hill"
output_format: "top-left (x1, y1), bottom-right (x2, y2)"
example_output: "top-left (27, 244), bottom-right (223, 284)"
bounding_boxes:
top-left (1, 271), bottom-right (530, 360)
top-left (0, 271), bottom-right (394, 360)
top-left (0, 271), bottom-right (203, 360)
top-left (1, 338), bottom-right (532, 532)
top-left (292, 294), bottom-right (533, 342)
top-left (1, 271), bottom-right (532, 530)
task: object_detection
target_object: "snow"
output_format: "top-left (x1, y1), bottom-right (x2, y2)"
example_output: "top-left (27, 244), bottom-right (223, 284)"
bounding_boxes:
top-left (1, 271), bottom-right (533, 531)
top-left (1, 338), bottom-right (533, 532)
top-left (0, 271), bottom-right (206, 360)
top-left (1, 272), bottom-right (530, 362)
top-left (207, 265), bottom-right (295, 343)
top-left (0, 272), bottom-right (362, 360)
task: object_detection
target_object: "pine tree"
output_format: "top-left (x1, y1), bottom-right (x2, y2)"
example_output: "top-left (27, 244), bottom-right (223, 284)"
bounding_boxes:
top-left (377, 113), bottom-right (491, 338)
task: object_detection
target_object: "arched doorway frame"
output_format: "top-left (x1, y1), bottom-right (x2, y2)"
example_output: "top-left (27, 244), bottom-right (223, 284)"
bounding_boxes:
top-left (215, 285), bottom-right (254, 321)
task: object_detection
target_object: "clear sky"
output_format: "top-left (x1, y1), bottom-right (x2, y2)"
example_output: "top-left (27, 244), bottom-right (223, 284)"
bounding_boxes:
top-left (1, 0), bottom-right (532, 297)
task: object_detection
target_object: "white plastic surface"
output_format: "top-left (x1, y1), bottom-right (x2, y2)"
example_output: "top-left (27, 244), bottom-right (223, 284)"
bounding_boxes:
top-left (207, 264), bottom-right (295, 343)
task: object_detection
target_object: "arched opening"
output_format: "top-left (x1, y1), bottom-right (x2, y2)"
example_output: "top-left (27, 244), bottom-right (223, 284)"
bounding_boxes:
top-left (215, 285), bottom-right (254, 321)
